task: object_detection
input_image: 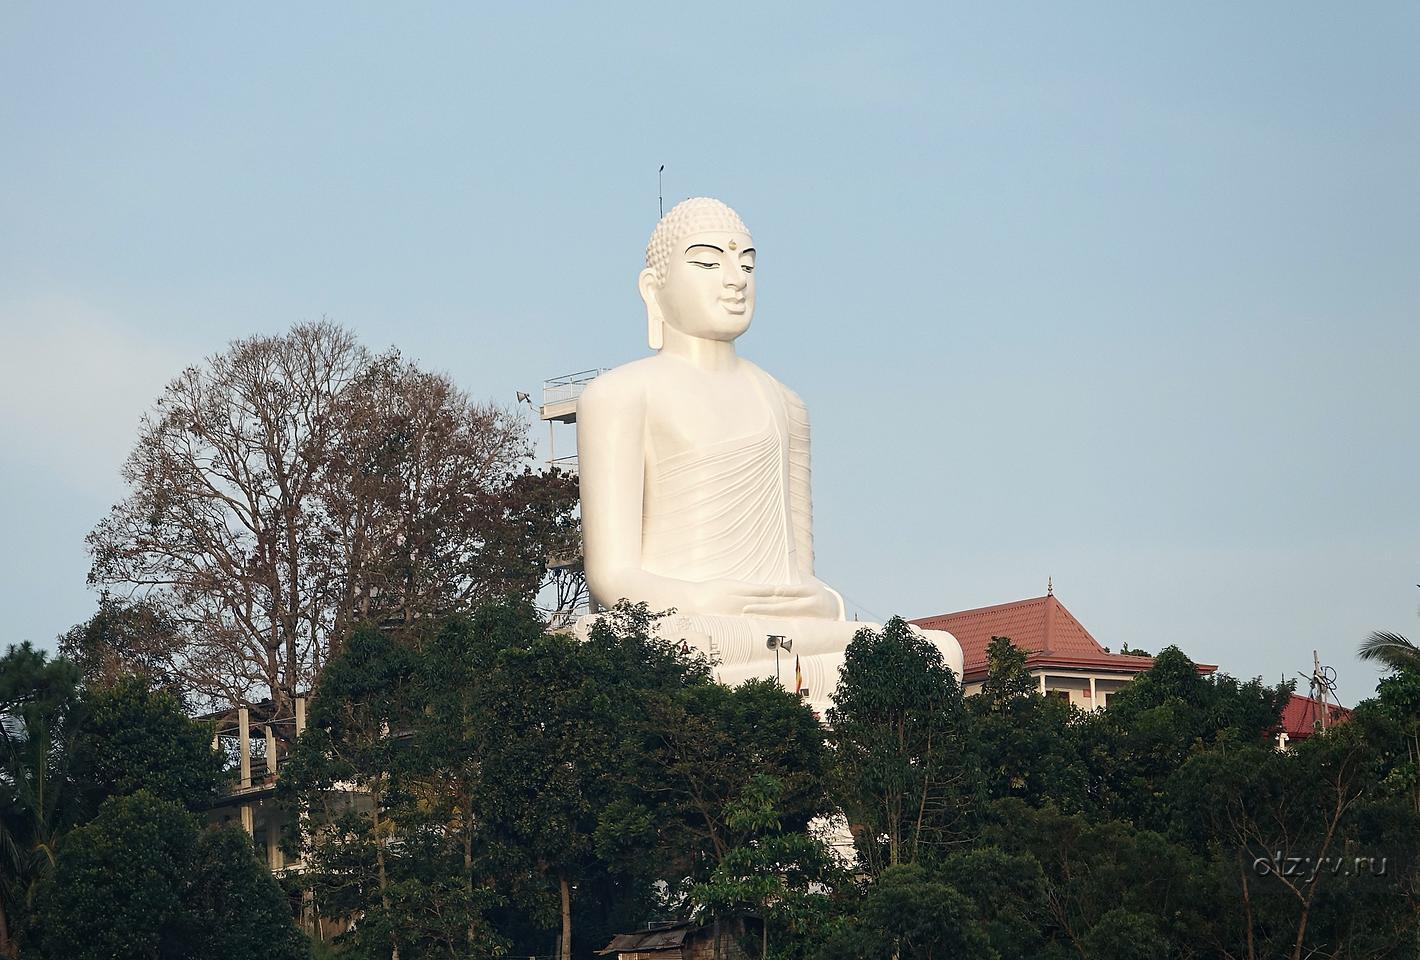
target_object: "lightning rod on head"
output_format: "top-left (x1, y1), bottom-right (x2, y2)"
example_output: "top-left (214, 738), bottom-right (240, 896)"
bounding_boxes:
top-left (658, 164), bottom-right (664, 218)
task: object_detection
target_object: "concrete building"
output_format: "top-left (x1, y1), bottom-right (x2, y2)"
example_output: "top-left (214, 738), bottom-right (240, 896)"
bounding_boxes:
top-left (203, 697), bottom-right (308, 873)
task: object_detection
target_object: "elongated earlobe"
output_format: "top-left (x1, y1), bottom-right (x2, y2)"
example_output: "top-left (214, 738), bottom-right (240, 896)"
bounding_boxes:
top-left (638, 267), bottom-right (664, 351)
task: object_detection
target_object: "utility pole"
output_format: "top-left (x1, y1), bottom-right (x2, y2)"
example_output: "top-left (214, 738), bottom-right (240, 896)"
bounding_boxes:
top-left (766, 635), bottom-right (792, 687)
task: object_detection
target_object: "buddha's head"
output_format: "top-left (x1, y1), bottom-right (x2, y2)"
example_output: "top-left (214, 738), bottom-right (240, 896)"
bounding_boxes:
top-left (640, 197), bottom-right (755, 350)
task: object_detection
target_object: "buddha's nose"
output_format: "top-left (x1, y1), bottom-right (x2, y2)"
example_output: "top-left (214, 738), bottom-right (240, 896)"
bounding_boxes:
top-left (724, 268), bottom-right (747, 291)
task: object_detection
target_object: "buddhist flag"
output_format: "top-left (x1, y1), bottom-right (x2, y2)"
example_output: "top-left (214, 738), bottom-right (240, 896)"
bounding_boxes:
top-left (794, 655), bottom-right (802, 696)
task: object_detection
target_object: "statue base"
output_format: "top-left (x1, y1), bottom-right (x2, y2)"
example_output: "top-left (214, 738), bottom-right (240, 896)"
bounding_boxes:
top-left (574, 611), bottom-right (963, 715)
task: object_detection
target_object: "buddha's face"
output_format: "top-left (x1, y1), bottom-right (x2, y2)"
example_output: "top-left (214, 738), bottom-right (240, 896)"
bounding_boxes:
top-left (642, 229), bottom-right (756, 343)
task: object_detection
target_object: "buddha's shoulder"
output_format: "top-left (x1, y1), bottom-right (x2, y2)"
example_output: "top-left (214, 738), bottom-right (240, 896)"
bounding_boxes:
top-left (579, 357), bottom-right (666, 410)
top-left (582, 357), bottom-right (807, 410)
top-left (740, 360), bottom-right (808, 411)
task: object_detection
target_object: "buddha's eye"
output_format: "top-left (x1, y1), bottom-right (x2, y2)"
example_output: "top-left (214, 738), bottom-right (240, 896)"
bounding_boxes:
top-left (689, 260), bottom-right (718, 270)
top-left (741, 265), bottom-right (754, 274)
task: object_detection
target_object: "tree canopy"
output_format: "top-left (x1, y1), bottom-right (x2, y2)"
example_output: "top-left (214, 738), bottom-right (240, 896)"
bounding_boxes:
top-left (1, 644), bottom-right (300, 960)
top-left (86, 321), bottom-right (578, 715)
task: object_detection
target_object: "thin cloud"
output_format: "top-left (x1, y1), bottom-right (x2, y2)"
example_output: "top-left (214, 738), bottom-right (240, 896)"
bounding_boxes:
top-left (0, 294), bottom-right (190, 498)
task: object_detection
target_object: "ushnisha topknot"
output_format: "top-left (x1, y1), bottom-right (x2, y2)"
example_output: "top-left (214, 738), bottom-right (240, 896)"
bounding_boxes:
top-left (645, 197), bottom-right (751, 284)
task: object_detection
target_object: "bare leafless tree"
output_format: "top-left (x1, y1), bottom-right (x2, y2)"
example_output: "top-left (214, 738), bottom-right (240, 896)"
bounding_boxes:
top-left (87, 322), bottom-right (574, 716)
top-left (319, 353), bottom-right (533, 639)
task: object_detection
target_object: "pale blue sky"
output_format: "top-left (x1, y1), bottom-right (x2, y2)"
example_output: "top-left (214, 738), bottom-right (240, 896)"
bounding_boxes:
top-left (2, 3), bottom-right (1416, 704)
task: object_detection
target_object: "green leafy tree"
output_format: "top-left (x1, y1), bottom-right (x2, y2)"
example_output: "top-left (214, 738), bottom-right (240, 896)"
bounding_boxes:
top-left (1363, 668), bottom-right (1420, 815)
top-left (0, 644), bottom-right (82, 957)
top-left (283, 603), bottom-right (703, 959)
top-left (407, 604), bottom-right (537, 958)
top-left (939, 846), bottom-right (1049, 959)
top-left (817, 864), bottom-right (994, 960)
top-left (278, 625), bottom-right (421, 959)
top-left (69, 677), bottom-right (223, 821)
top-left (977, 636), bottom-right (1035, 706)
top-left (645, 676), bottom-right (831, 880)
top-left (982, 799), bottom-right (1215, 959)
top-left (1076, 909), bottom-right (1164, 960)
top-left (0, 647), bottom-right (226, 956)
top-left (468, 602), bottom-right (704, 960)
top-left (187, 828), bottom-right (309, 960)
top-left (472, 627), bottom-right (611, 960)
top-left (827, 618), bottom-right (973, 875)
top-left (688, 775), bottom-right (841, 960)
top-left (565, 618), bottom-right (725, 953)
top-left (966, 637), bottom-right (1086, 811)
top-left (1169, 711), bottom-right (1420, 959)
top-left (30, 791), bottom-right (200, 960)
top-left (1081, 647), bottom-right (1291, 829)
top-left (30, 791), bottom-right (304, 960)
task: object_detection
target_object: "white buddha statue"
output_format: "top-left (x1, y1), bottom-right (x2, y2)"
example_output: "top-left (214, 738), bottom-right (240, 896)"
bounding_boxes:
top-left (576, 198), bottom-right (961, 708)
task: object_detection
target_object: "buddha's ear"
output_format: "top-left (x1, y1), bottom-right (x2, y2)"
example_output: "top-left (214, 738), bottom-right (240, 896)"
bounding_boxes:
top-left (638, 267), bottom-right (664, 351)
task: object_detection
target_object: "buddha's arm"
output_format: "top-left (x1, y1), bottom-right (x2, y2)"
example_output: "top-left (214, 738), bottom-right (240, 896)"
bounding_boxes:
top-left (785, 387), bottom-right (815, 578)
top-left (784, 386), bottom-right (846, 620)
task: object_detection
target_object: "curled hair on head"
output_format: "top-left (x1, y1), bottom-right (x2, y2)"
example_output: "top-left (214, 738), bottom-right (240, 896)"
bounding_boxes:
top-left (644, 197), bottom-right (751, 285)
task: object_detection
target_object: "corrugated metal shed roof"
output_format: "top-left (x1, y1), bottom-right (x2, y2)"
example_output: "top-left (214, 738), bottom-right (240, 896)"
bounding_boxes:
top-left (597, 922), bottom-right (693, 955)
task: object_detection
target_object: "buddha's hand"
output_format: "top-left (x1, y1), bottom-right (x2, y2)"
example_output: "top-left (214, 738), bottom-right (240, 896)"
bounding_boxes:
top-left (681, 579), bottom-right (783, 618)
top-left (730, 579), bottom-right (843, 620)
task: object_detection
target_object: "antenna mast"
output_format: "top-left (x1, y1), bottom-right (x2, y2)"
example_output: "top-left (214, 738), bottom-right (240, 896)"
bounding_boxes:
top-left (1305, 650), bottom-right (1340, 734)
top-left (658, 164), bottom-right (664, 218)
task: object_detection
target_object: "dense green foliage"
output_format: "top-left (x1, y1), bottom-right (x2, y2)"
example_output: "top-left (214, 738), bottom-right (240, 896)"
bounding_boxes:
top-left (68, 677), bottom-right (224, 820)
top-left (274, 610), bottom-right (1420, 959)
top-left (282, 602), bottom-right (835, 959)
top-left (0, 644), bottom-right (302, 959)
top-left (8, 598), bottom-right (1420, 959)
top-left (0, 644), bottom-right (82, 955)
top-left (29, 792), bottom-right (306, 960)
top-left (31, 791), bottom-right (202, 960)
top-left (825, 619), bottom-right (973, 876)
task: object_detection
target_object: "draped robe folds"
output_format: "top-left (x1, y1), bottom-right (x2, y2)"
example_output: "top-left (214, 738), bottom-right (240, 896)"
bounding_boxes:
top-left (641, 365), bottom-right (808, 588)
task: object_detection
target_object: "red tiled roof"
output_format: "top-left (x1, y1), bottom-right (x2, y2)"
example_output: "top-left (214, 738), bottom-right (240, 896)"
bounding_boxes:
top-left (1278, 693), bottom-right (1351, 741)
top-left (911, 594), bottom-right (1215, 681)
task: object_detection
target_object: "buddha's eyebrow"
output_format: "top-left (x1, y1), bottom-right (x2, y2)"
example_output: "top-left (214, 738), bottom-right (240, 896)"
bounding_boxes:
top-left (685, 244), bottom-right (724, 254)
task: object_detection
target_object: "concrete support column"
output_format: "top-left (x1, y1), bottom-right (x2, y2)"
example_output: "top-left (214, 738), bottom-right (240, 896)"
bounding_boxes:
top-left (238, 706), bottom-right (252, 789)
top-left (265, 724), bottom-right (278, 777)
top-left (240, 802), bottom-right (253, 835)
top-left (1038, 673), bottom-right (1047, 695)
top-left (267, 815), bottom-right (284, 870)
top-left (1089, 677), bottom-right (1098, 710)
top-left (295, 697), bottom-right (306, 737)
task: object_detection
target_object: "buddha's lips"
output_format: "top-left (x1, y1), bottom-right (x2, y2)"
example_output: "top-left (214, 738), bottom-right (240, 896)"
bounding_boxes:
top-left (721, 297), bottom-right (747, 312)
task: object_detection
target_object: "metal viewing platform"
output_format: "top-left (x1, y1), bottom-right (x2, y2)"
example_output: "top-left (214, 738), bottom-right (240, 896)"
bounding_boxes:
top-left (540, 368), bottom-right (604, 470)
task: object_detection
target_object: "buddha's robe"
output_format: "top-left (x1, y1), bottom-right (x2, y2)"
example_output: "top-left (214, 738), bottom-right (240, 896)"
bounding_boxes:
top-left (641, 364), bottom-right (810, 589)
